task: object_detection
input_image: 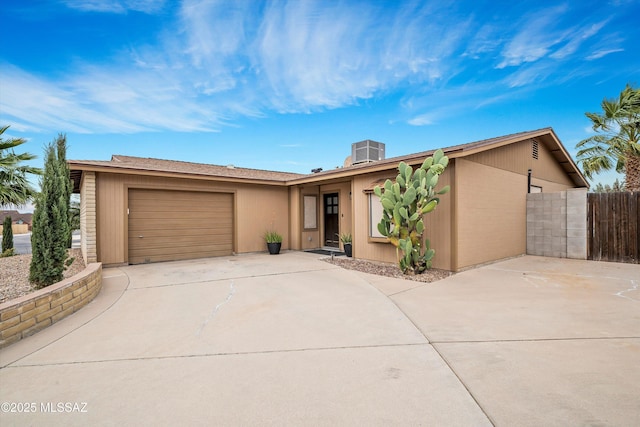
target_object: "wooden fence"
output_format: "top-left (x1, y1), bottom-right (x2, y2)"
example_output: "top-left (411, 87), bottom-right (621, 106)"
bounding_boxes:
top-left (0, 224), bottom-right (30, 235)
top-left (587, 192), bottom-right (639, 263)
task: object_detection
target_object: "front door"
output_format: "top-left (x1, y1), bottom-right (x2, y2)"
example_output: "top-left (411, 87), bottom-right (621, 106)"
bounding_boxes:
top-left (324, 193), bottom-right (339, 248)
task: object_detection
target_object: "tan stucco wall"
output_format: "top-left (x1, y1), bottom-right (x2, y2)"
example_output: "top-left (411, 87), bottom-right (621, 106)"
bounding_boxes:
top-left (351, 165), bottom-right (454, 271)
top-left (465, 138), bottom-right (574, 187)
top-left (455, 158), bottom-right (529, 269)
top-left (94, 172), bottom-right (289, 265)
top-left (456, 140), bottom-right (576, 270)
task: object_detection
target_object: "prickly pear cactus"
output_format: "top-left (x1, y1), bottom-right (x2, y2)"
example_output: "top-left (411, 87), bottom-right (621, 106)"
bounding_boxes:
top-left (373, 149), bottom-right (450, 274)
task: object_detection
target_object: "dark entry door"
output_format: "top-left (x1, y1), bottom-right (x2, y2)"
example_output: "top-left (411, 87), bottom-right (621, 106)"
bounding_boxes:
top-left (324, 193), bottom-right (339, 248)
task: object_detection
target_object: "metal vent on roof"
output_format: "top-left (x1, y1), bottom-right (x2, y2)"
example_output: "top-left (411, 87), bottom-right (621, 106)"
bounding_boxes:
top-left (351, 140), bottom-right (385, 165)
top-left (532, 140), bottom-right (539, 160)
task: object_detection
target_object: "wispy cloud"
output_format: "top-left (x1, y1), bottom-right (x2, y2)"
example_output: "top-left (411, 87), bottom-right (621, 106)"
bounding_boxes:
top-left (586, 48), bottom-right (624, 60)
top-left (496, 5), bottom-right (570, 69)
top-left (61, 0), bottom-right (165, 14)
top-left (1, 0), bottom-right (633, 136)
top-left (0, 64), bottom-right (224, 133)
top-left (408, 114), bottom-right (436, 126)
top-left (550, 20), bottom-right (608, 59)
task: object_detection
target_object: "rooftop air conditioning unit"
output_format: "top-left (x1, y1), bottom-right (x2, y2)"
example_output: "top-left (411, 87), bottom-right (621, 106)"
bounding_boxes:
top-left (351, 140), bottom-right (385, 165)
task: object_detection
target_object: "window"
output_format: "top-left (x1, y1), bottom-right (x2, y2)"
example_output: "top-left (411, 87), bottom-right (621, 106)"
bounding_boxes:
top-left (368, 193), bottom-right (386, 238)
top-left (303, 195), bottom-right (317, 230)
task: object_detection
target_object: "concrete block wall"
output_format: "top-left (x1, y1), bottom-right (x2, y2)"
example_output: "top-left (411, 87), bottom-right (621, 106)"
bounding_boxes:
top-left (0, 263), bottom-right (102, 348)
top-left (526, 189), bottom-right (587, 259)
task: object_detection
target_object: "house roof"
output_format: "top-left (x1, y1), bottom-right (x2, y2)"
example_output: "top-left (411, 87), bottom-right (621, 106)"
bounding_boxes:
top-left (68, 128), bottom-right (588, 192)
top-left (288, 127), bottom-right (588, 187)
top-left (0, 210), bottom-right (33, 225)
top-left (68, 155), bottom-right (305, 192)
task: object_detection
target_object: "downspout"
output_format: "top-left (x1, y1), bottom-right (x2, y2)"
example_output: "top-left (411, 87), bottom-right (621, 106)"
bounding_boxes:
top-left (527, 169), bottom-right (532, 193)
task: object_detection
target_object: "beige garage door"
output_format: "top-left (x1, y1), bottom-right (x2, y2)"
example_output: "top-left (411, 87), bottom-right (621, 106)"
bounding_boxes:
top-left (128, 189), bottom-right (233, 264)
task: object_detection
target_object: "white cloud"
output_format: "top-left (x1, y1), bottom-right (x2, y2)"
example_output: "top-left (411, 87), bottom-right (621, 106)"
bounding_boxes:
top-left (586, 48), bottom-right (624, 60)
top-left (61, 0), bottom-right (165, 14)
top-left (550, 20), bottom-right (607, 59)
top-left (3, 1), bottom-right (632, 136)
top-left (250, 1), bottom-right (468, 112)
top-left (408, 114), bottom-right (436, 126)
top-left (504, 63), bottom-right (553, 88)
top-left (0, 64), bottom-right (224, 134)
top-left (496, 5), bottom-right (569, 69)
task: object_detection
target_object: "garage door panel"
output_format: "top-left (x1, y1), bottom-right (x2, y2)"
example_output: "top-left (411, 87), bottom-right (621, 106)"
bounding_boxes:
top-left (128, 189), bottom-right (234, 264)
top-left (129, 218), bottom-right (233, 230)
top-left (128, 236), bottom-right (232, 248)
top-left (129, 243), bottom-right (232, 257)
top-left (127, 227), bottom-right (233, 238)
top-left (128, 203), bottom-right (233, 214)
top-left (129, 248), bottom-right (232, 263)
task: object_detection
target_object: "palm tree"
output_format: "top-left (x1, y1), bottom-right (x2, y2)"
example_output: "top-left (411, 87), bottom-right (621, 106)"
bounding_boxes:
top-left (0, 125), bottom-right (41, 206)
top-left (576, 84), bottom-right (640, 192)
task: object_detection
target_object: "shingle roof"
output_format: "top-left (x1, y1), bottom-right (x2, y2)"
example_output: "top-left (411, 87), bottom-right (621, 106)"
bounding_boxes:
top-left (68, 155), bottom-right (304, 184)
top-left (68, 128), bottom-right (588, 190)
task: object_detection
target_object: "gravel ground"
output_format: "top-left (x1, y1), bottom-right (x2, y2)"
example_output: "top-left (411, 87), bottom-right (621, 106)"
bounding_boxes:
top-left (0, 249), bottom-right (86, 304)
top-left (324, 256), bottom-right (452, 282)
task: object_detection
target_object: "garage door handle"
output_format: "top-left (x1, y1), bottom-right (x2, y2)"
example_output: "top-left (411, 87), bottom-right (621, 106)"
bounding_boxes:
top-left (138, 235), bottom-right (144, 238)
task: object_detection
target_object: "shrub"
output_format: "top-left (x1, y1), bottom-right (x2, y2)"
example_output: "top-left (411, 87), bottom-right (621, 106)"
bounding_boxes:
top-left (2, 215), bottom-right (13, 253)
top-left (1, 248), bottom-right (15, 258)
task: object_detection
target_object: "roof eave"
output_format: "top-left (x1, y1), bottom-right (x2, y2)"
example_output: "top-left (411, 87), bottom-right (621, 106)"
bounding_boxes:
top-left (68, 162), bottom-right (293, 189)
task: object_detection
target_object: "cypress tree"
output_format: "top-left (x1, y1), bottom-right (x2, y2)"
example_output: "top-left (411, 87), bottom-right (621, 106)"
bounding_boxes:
top-left (56, 134), bottom-right (72, 248)
top-left (29, 142), bottom-right (70, 288)
top-left (2, 215), bottom-right (13, 253)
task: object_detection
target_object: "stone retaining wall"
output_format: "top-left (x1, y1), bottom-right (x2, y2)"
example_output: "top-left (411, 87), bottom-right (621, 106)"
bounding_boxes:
top-left (0, 263), bottom-right (102, 348)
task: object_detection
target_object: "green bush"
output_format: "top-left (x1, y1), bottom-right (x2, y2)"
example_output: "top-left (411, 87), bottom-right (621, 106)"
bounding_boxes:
top-left (1, 248), bottom-right (15, 258)
top-left (2, 215), bottom-right (13, 253)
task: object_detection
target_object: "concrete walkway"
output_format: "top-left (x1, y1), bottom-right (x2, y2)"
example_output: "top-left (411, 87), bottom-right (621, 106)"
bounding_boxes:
top-left (0, 253), bottom-right (638, 426)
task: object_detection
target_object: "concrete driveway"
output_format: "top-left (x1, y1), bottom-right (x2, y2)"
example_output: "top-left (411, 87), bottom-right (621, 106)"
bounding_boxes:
top-left (1, 253), bottom-right (638, 426)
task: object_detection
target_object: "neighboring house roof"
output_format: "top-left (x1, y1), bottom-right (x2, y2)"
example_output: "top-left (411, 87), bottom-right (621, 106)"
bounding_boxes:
top-left (0, 210), bottom-right (33, 225)
top-left (68, 128), bottom-right (588, 191)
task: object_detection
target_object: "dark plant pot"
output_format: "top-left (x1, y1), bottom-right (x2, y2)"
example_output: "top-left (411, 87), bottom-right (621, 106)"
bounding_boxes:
top-left (267, 242), bottom-right (281, 255)
top-left (343, 243), bottom-right (352, 257)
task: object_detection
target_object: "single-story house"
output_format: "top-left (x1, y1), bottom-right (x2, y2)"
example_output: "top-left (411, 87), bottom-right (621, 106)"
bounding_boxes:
top-left (68, 128), bottom-right (588, 271)
top-left (0, 210), bottom-right (33, 234)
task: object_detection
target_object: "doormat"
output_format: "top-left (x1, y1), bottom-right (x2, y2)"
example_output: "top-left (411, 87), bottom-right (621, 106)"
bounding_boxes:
top-left (304, 249), bottom-right (346, 256)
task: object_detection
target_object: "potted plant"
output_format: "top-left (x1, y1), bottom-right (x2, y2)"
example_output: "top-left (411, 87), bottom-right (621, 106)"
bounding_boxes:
top-left (264, 231), bottom-right (283, 255)
top-left (339, 232), bottom-right (352, 257)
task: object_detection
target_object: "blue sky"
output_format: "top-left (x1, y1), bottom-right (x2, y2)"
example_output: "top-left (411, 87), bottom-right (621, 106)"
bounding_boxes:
top-left (2, 0), bottom-right (639, 198)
